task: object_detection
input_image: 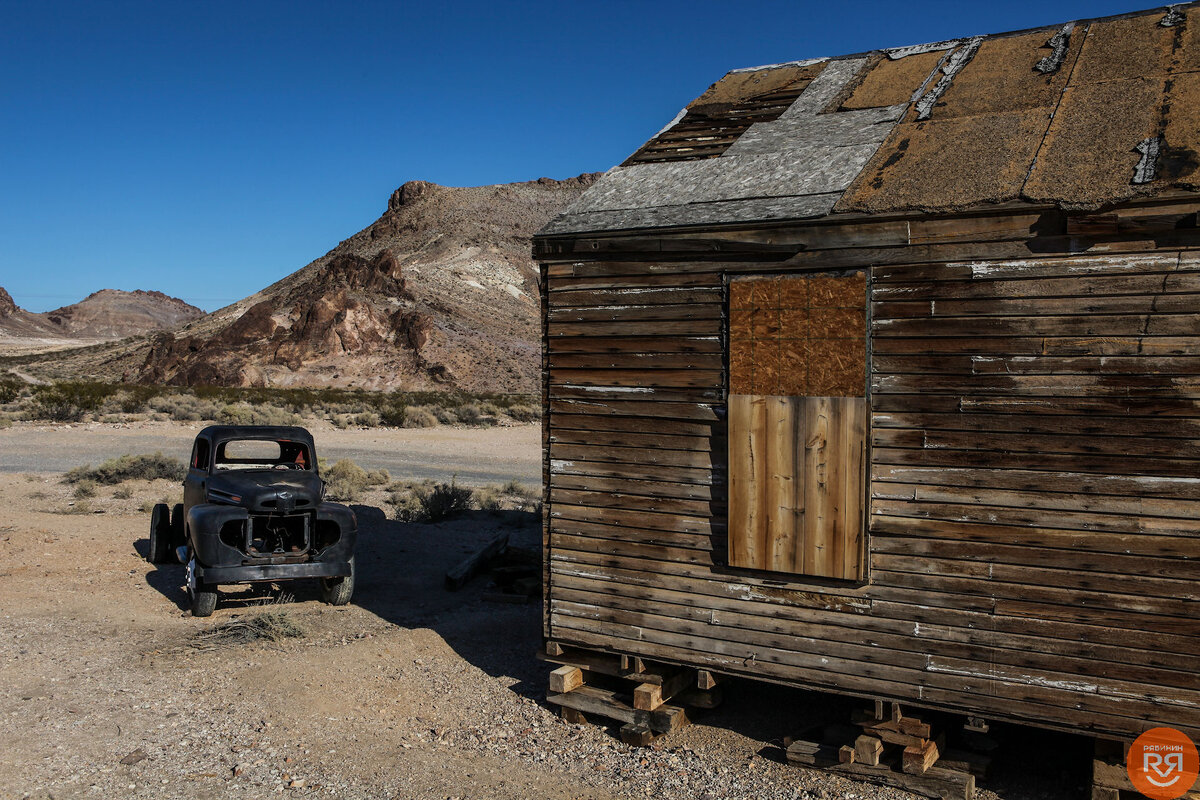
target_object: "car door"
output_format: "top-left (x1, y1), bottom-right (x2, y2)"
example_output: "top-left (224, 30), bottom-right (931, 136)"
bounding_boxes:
top-left (183, 436), bottom-right (211, 512)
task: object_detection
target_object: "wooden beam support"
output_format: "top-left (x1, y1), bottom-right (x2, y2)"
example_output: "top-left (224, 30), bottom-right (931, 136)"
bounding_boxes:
top-left (633, 670), bottom-right (693, 711)
top-left (903, 740), bottom-right (940, 775)
top-left (549, 665), bottom-right (583, 694)
top-left (854, 735), bottom-right (884, 767)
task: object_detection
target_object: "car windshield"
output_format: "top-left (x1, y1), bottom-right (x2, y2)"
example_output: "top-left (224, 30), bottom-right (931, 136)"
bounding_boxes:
top-left (214, 439), bottom-right (312, 471)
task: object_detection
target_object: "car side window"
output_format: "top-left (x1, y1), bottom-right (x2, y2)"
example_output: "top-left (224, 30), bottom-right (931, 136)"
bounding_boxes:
top-left (192, 439), bottom-right (210, 470)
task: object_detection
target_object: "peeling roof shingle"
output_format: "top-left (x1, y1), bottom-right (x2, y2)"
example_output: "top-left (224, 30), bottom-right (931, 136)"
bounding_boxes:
top-left (540, 2), bottom-right (1200, 236)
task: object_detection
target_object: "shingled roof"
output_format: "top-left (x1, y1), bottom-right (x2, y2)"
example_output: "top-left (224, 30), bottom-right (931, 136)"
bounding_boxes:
top-left (542, 3), bottom-right (1200, 236)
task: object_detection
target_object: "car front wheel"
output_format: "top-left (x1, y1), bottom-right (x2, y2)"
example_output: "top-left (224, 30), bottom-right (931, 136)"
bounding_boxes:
top-left (185, 553), bottom-right (218, 617)
top-left (320, 558), bottom-right (355, 606)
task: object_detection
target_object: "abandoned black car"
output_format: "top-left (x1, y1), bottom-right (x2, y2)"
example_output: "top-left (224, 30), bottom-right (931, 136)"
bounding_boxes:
top-left (147, 425), bottom-right (357, 616)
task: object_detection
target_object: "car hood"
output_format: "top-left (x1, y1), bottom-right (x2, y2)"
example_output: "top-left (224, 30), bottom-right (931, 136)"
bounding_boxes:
top-left (206, 470), bottom-right (323, 513)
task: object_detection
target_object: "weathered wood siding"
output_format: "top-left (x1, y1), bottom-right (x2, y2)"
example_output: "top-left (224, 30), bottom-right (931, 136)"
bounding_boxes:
top-left (539, 203), bottom-right (1200, 741)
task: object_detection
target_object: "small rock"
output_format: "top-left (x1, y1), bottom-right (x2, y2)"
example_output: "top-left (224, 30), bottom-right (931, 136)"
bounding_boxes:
top-left (119, 749), bottom-right (147, 766)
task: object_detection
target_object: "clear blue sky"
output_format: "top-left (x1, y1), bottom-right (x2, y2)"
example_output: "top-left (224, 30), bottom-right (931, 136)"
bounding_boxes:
top-left (2, 0), bottom-right (1143, 312)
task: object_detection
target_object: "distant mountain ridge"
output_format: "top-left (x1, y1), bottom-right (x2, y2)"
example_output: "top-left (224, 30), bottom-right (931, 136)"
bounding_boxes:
top-left (0, 287), bottom-right (203, 343)
top-left (21, 174), bottom-right (599, 391)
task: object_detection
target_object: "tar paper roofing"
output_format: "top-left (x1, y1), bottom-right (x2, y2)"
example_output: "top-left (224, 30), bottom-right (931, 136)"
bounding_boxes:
top-left (541, 3), bottom-right (1200, 236)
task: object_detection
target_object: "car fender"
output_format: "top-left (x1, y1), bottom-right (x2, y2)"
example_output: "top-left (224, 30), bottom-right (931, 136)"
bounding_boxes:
top-left (187, 503), bottom-right (249, 567)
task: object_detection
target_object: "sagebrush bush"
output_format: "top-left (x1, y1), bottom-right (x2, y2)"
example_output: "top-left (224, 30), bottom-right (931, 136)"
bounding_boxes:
top-left (11, 381), bottom-right (538, 428)
top-left (323, 458), bottom-right (370, 501)
top-left (0, 378), bottom-right (23, 405)
top-left (401, 406), bottom-right (438, 428)
top-left (148, 393), bottom-right (222, 422)
top-left (388, 479), bottom-right (474, 522)
top-left (64, 452), bottom-right (186, 485)
top-left (475, 480), bottom-right (541, 514)
top-left (29, 383), bottom-right (107, 422)
top-left (73, 480), bottom-right (97, 499)
top-left (505, 404), bottom-right (539, 423)
top-left (216, 402), bottom-right (298, 426)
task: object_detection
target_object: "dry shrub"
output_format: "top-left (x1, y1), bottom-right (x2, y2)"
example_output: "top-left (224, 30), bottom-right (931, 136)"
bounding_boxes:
top-left (29, 383), bottom-right (107, 422)
top-left (0, 378), bottom-right (23, 405)
top-left (324, 459), bottom-right (370, 501)
top-left (476, 480), bottom-right (541, 514)
top-left (64, 452), bottom-right (186, 485)
top-left (217, 402), bottom-right (297, 426)
top-left (401, 406), bottom-right (438, 428)
top-left (194, 610), bottom-right (303, 648)
top-left (388, 479), bottom-right (474, 522)
top-left (505, 404), bottom-right (539, 423)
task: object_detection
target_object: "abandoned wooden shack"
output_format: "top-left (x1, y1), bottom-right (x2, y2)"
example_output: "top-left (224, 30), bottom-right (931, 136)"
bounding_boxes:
top-left (532, 2), bottom-right (1200, 782)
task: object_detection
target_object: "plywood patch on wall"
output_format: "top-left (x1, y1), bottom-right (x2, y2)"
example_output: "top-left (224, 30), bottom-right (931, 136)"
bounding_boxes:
top-left (729, 272), bottom-right (866, 396)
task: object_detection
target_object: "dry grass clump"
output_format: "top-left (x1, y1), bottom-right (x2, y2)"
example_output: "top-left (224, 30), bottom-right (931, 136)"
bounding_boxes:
top-left (194, 610), bottom-right (304, 648)
top-left (64, 452), bottom-right (186, 485)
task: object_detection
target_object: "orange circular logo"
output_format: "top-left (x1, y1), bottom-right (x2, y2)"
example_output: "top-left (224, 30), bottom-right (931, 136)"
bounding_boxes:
top-left (1127, 728), bottom-right (1199, 800)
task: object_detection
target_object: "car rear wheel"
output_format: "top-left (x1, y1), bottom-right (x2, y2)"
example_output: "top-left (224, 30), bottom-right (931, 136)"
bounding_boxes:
top-left (170, 504), bottom-right (186, 562)
top-left (148, 503), bottom-right (171, 563)
top-left (320, 558), bottom-right (355, 606)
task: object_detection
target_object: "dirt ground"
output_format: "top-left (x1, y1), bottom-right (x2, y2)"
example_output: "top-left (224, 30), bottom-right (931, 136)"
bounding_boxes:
top-left (0, 428), bottom-right (1095, 800)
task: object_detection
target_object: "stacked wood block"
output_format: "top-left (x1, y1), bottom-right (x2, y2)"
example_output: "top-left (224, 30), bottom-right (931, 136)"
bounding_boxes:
top-left (786, 703), bottom-right (983, 800)
top-left (541, 644), bottom-right (721, 745)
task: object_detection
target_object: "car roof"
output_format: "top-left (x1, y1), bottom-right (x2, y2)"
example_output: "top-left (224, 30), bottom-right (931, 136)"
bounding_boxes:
top-left (197, 425), bottom-right (316, 446)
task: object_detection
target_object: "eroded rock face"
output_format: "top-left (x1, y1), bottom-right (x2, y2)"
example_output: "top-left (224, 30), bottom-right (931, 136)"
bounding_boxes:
top-left (388, 180), bottom-right (442, 211)
top-left (0, 288), bottom-right (16, 317)
top-left (129, 174), bottom-right (601, 391)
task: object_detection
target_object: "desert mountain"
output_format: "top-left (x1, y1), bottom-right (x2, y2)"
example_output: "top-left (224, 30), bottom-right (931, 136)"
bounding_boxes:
top-left (128, 174), bottom-right (599, 392)
top-left (0, 287), bottom-right (203, 345)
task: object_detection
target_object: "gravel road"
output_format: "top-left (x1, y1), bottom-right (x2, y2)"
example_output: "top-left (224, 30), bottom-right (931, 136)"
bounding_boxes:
top-left (0, 420), bottom-right (541, 486)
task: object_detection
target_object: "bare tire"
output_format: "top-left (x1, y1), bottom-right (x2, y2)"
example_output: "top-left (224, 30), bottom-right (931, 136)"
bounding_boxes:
top-left (171, 504), bottom-right (186, 562)
top-left (320, 558), bottom-right (355, 606)
top-left (190, 581), bottom-right (218, 616)
top-left (148, 503), bottom-right (171, 563)
top-left (185, 553), bottom-right (218, 616)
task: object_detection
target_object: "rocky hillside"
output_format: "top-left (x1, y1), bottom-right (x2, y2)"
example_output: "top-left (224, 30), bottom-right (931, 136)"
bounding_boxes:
top-left (0, 287), bottom-right (202, 344)
top-left (122, 174), bottom-right (597, 392)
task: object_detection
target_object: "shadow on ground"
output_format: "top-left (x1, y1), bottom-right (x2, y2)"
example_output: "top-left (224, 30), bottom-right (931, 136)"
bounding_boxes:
top-left (140, 503), bottom-right (1098, 799)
